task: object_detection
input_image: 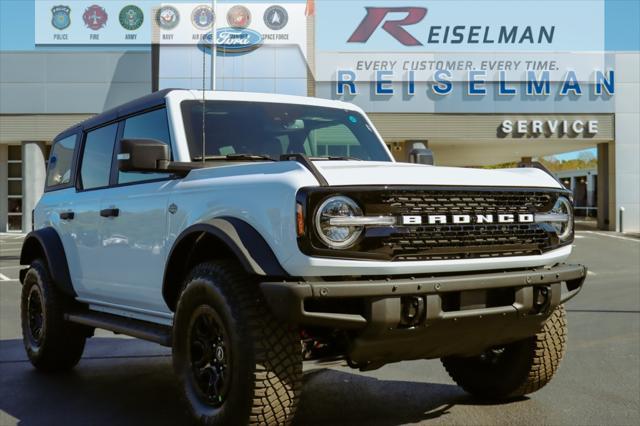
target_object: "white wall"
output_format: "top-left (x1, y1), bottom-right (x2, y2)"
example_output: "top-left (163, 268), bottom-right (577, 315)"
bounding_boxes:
top-left (614, 52), bottom-right (640, 234)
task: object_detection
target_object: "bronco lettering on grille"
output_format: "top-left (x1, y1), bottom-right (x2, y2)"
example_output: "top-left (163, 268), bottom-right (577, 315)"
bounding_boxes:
top-left (401, 213), bottom-right (534, 225)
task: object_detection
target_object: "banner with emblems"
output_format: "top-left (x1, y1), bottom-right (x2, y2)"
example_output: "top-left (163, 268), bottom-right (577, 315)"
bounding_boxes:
top-left (35, 0), bottom-right (307, 55)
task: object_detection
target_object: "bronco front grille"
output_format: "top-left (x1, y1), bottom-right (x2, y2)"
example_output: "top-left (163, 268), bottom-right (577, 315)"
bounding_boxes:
top-left (388, 224), bottom-right (550, 261)
top-left (380, 190), bottom-right (555, 215)
top-left (298, 187), bottom-right (566, 262)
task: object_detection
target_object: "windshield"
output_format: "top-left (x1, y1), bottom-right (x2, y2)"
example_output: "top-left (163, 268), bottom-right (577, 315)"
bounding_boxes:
top-left (180, 100), bottom-right (392, 162)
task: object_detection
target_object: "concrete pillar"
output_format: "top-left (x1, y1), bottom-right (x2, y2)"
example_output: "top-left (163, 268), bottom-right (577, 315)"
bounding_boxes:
top-left (586, 172), bottom-right (595, 211)
top-left (597, 142), bottom-right (616, 231)
top-left (569, 176), bottom-right (576, 194)
top-left (0, 145), bottom-right (7, 232)
top-left (21, 141), bottom-right (47, 233)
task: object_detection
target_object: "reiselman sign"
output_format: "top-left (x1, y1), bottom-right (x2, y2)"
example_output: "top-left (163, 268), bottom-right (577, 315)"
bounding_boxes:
top-left (314, 0), bottom-right (606, 84)
top-left (316, 0), bottom-right (604, 52)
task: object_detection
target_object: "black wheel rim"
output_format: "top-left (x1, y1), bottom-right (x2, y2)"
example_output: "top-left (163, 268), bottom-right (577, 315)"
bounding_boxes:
top-left (27, 286), bottom-right (44, 346)
top-left (188, 306), bottom-right (231, 407)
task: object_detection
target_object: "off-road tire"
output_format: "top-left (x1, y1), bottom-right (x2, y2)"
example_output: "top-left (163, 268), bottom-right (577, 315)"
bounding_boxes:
top-left (20, 259), bottom-right (87, 372)
top-left (173, 260), bottom-right (302, 425)
top-left (441, 305), bottom-right (567, 399)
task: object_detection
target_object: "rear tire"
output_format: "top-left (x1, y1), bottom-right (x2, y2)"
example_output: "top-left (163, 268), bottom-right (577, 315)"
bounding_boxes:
top-left (20, 259), bottom-right (87, 372)
top-left (172, 260), bottom-right (302, 425)
top-left (441, 305), bottom-right (567, 399)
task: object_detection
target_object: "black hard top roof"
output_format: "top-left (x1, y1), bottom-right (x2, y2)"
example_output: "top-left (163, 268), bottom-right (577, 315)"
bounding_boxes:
top-left (56, 88), bottom-right (176, 139)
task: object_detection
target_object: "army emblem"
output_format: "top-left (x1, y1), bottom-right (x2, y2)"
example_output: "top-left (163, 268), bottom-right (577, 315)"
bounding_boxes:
top-left (83, 5), bottom-right (108, 31)
top-left (51, 5), bottom-right (71, 30)
top-left (191, 5), bottom-right (215, 30)
top-left (264, 5), bottom-right (288, 31)
top-left (119, 5), bottom-right (144, 31)
top-left (227, 5), bottom-right (251, 28)
top-left (156, 5), bottom-right (180, 30)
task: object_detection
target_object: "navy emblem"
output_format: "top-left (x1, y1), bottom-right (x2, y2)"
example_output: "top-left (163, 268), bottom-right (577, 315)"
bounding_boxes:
top-left (51, 5), bottom-right (71, 30)
top-left (156, 5), bottom-right (180, 30)
top-left (227, 5), bottom-right (251, 28)
top-left (264, 5), bottom-right (288, 31)
top-left (191, 5), bottom-right (215, 30)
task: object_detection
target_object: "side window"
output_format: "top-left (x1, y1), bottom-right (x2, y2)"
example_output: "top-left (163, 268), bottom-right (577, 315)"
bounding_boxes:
top-left (46, 134), bottom-right (77, 189)
top-left (80, 123), bottom-right (118, 190)
top-left (118, 108), bottom-right (172, 184)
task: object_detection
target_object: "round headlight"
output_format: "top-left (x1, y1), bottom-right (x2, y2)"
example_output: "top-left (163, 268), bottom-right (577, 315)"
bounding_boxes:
top-left (551, 196), bottom-right (573, 241)
top-left (315, 196), bottom-right (363, 249)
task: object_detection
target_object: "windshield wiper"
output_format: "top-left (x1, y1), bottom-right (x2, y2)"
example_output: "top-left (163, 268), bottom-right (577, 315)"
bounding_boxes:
top-left (192, 154), bottom-right (276, 162)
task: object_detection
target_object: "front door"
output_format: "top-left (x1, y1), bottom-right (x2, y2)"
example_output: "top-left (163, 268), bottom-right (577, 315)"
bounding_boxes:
top-left (93, 107), bottom-right (176, 314)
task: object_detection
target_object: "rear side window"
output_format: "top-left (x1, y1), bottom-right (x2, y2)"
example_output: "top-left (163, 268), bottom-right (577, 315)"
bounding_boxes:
top-left (117, 108), bottom-right (172, 184)
top-left (46, 134), bottom-right (77, 189)
top-left (80, 123), bottom-right (118, 190)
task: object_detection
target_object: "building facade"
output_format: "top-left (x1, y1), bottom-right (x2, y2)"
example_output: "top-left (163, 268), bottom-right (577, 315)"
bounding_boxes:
top-left (1, 0), bottom-right (638, 233)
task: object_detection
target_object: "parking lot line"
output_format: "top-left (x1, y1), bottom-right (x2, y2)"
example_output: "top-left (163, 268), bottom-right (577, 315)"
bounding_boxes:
top-left (0, 273), bottom-right (13, 281)
top-left (581, 231), bottom-right (640, 242)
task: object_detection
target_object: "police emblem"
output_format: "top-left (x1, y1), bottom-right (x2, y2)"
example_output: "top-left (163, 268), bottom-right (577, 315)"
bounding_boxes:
top-left (119, 5), bottom-right (144, 31)
top-left (51, 5), bottom-right (71, 30)
top-left (83, 5), bottom-right (108, 31)
top-left (227, 5), bottom-right (251, 28)
top-left (156, 5), bottom-right (180, 30)
top-left (191, 5), bottom-right (215, 30)
top-left (263, 5), bottom-right (288, 31)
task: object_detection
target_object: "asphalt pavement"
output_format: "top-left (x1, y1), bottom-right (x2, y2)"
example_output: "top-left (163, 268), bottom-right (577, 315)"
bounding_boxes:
top-left (1, 231), bottom-right (639, 425)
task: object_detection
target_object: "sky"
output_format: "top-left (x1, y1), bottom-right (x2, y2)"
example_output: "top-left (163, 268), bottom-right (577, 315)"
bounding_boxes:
top-left (553, 148), bottom-right (598, 161)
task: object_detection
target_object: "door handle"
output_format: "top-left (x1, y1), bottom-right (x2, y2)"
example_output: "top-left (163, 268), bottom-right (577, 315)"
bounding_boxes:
top-left (59, 211), bottom-right (75, 220)
top-left (100, 208), bottom-right (120, 218)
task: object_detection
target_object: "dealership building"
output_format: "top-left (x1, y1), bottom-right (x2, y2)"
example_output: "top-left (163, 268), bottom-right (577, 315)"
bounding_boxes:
top-left (1, 0), bottom-right (638, 234)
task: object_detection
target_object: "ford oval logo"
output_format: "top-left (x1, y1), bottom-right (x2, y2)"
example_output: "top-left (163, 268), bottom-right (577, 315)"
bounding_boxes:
top-left (197, 27), bottom-right (263, 55)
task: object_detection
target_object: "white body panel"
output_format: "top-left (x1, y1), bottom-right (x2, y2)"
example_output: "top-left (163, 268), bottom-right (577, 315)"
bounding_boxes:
top-left (34, 90), bottom-right (571, 323)
top-left (313, 161), bottom-right (561, 189)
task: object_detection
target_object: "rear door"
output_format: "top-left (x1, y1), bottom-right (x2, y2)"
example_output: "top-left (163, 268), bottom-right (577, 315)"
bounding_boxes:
top-left (64, 123), bottom-right (119, 299)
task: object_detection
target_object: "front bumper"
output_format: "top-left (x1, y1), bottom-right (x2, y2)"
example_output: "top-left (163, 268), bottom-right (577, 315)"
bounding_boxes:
top-left (261, 263), bottom-right (586, 365)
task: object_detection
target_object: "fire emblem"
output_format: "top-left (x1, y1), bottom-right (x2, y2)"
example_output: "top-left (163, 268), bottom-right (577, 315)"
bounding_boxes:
top-left (82, 4), bottom-right (108, 31)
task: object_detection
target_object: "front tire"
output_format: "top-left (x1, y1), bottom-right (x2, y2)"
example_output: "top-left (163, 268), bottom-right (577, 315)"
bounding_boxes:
top-left (20, 259), bottom-right (87, 372)
top-left (172, 261), bottom-right (302, 425)
top-left (441, 305), bottom-right (567, 399)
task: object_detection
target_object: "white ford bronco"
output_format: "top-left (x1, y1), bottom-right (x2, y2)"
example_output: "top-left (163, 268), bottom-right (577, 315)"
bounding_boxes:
top-left (20, 89), bottom-right (586, 425)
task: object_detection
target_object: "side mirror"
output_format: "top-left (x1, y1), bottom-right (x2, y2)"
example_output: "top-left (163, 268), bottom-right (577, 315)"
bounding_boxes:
top-left (118, 138), bottom-right (170, 172)
top-left (408, 142), bottom-right (434, 165)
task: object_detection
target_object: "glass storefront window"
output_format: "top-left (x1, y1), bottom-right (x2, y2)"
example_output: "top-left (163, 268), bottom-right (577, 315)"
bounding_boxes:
top-left (8, 198), bottom-right (22, 214)
top-left (8, 162), bottom-right (21, 178)
top-left (7, 215), bottom-right (22, 231)
top-left (8, 180), bottom-right (21, 196)
top-left (8, 145), bottom-right (21, 161)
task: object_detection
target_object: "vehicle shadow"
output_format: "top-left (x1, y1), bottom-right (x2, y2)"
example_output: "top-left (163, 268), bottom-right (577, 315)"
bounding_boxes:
top-left (294, 368), bottom-right (467, 426)
top-left (0, 337), bottom-right (512, 426)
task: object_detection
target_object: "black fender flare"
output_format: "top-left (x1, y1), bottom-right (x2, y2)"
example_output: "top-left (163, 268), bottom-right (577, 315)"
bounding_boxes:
top-left (20, 227), bottom-right (76, 297)
top-left (162, 217), bottom-right (288, 310)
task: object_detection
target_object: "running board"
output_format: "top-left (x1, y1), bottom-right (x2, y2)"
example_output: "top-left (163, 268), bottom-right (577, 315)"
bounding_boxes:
top-left (65, 311), bottom-right (172, 347)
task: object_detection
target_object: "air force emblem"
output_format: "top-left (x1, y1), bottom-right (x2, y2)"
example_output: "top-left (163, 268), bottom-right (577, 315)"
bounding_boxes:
top-left (51, 5), bottom-right (71, 30)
